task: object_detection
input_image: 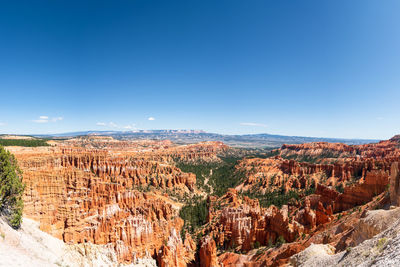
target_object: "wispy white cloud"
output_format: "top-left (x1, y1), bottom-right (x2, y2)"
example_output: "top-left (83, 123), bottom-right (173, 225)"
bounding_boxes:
top-left (33, 116), bottom-right (49, 123)
top-left (109, 122), bottom-right (117, 128)
top-left (33, 119), bottom-right (48, 123)
top-left (96, 122), bottom-right (107, 126)
top-left (148, 117), bottom-right (155, 121)
top-left (33, 116), bottom-right (63, 124)
top-left (0, 122), bottom-right (5, 126)
top-left (51, 117), bottom-right (63, 122)
top-left (240, 122), bottom-right (268, 127)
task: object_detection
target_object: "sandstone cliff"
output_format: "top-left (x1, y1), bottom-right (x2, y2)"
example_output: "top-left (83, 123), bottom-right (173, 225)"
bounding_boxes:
top-left (9, 142), bottom-right (224, 265)
top-left (7, 135), bottom-right (400, 267)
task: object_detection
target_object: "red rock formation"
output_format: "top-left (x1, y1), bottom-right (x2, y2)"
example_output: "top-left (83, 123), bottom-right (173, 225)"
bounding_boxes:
top-left (203, 190), bottom-right (305, 254)
top-left (281, 139), bottom-right (400, 161)
top-left (60, 151), bottom-right (196, 190)
top-left (295, 198), bottom-right (316, 231)
top-left (267, 205), bottom-right (305, 243)
top-left (199, 235), bottom-right (220, 267)
top-left (203, 168), bottom-right (391, 266)
top-left (212, 137), bottom-right (400, 266)
top-left (281, 142), bottom-right (357, 161)
top-left (9, 145), bottom-right (203, 265)
top-left (236, 149), bottom-right (397, 198)
top-left (315, 184), bottom-right (339, 204)
top-left (8, 134), bottom-right (400, 267)
top-left (334, 170), bottom-right (388, 212)
top-left (390, 162), bottom-right (400, 206)
top-left (315, 202), bottom-right (333, 225)
top-left (157, 228), bottom-right (195, 267)
top-left (218, 253), bottom-right (255, 267)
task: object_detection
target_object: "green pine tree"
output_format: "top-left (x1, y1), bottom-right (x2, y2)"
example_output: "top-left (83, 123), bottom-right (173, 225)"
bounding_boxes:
top-left (0, 146), bottom-right (25, 228)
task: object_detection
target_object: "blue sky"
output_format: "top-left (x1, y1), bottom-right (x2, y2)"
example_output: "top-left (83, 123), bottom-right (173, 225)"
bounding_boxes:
top-left (1, 0), bottom-right (400, 139)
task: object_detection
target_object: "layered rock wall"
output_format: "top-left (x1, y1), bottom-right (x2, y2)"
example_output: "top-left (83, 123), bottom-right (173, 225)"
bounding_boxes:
top-left (390, 162), bottom-right (400, 206)
top-left (11, 147), bottom-right (200, 265)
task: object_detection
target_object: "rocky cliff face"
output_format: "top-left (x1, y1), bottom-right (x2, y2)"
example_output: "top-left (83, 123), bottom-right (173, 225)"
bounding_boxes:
top-left (281, 139), bottom-right (400, 161)
top-left (235, 157), bottom-right (367, 194)
top-left (20, 160), bottom-right (182, 263)
top-left (198, 165), bottom-right (393, 266)
top-left (333, 170), bottom-right (388, 212)
top-left (60, 151), bottom-right (196, 190)
top-left (236, 142), bottom-right (398, 196)
top-left (199, 235), bottom-right (220, 267)
top-left (390, 162), bottom-right (400, 206)
top-left (207, 138), bottom-right (400, 266)
top-left (7, 135), bottom-right (400, 266)
top-left (281, 142), bottom-right (357, 161)
top-left (9, 141), bottom-right (230, 265)
top-left (198, 189), bottom-right (320, 265)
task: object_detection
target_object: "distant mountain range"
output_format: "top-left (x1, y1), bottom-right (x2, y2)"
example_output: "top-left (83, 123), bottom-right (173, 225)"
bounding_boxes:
top-left (34, 130), bottom-right (379, 148)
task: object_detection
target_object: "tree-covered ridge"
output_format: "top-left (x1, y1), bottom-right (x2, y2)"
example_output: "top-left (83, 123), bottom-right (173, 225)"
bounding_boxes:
top-left (176, 157), bottom-right (246, 238)
top-left (241, 187), bottom-right (316, 208)
top-left (176, 156), bottom-right (245, 197)
top-left (0, 146), bottom-right (25, 228)
top-left (0, 138), bottom-right (49, 147)
top-left (179, 196), bottom-right (208, 235)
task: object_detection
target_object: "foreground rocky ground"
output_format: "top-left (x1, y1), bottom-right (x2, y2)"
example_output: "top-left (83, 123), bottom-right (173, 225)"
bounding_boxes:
top-left (0, 216), bottom-right (157, 266)
top-left (2, 135), bottom-right (400, 266)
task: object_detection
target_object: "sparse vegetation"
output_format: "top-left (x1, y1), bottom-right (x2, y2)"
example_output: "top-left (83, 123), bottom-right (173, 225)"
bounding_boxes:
top-left (335, 184), bottom-right (344, 193)
top-left (253, 241), bottom-right (261, 249)
top-left (133, 184), bottom-right (152, 192)
top-left (304, 186), bottom-right (316, 196)
top-left (377, 238), bottom-right (387, 251)
top-left (0, 146), bottom-right (25, 228)
top-left (255, 247), bottom-right (265, 256)
top-left (281, 151), bottom-right (339, 163)
top-left (386, 183), bottom-right (391, 191)
top-left (0, 139), bottom-right (49, 147)
top-left (276, 235), bottom-right (286, 247)
top-left (249, 149), bottom-right (280, 159)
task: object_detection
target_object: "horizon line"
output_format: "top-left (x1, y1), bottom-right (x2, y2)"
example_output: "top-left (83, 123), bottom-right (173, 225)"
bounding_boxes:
top-left (0, 129), bottom-right (382, 141)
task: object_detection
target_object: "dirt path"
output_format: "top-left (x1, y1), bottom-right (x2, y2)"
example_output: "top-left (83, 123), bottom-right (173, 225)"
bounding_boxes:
top-left (204, 169), bottom-right (214, 194)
